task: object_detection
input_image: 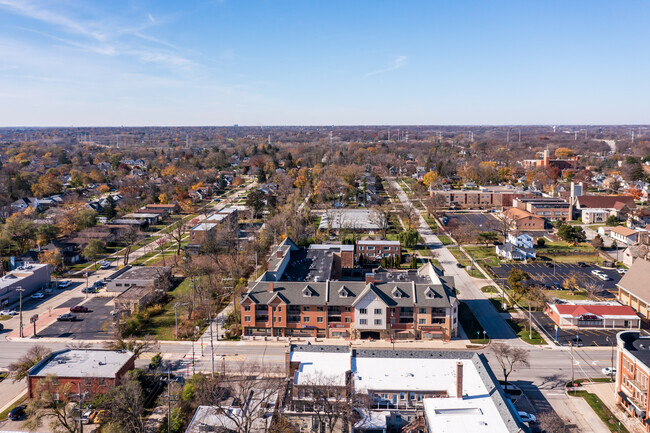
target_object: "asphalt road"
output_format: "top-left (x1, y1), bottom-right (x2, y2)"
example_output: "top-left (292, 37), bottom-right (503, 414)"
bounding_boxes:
top-left (389, 179), bottom-right (518, 341)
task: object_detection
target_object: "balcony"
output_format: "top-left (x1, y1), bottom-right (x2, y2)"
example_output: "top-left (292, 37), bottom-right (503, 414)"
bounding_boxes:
top-left (255, 316), bottom-right (269, 322)
top-left (328, 316), bottom-right (342, 323)
top-left (629, 378), bottom-right (648, 393)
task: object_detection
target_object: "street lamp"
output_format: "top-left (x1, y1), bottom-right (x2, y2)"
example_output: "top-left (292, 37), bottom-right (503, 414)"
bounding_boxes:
top-left (16, 286), bottom-right (24, 338)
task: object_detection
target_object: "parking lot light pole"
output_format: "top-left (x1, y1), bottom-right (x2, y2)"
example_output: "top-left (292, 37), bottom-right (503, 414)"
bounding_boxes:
top-left (528, 303), bottom-right (532, 340)
top-left (17, 286), bottom-right (24, 338)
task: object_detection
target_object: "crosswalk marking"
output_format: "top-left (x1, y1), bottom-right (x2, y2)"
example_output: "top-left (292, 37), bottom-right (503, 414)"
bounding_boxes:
top-left (138, 352), bottom-right (172, 360)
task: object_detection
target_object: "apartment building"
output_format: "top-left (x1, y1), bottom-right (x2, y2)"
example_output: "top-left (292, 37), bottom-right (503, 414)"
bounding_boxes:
top-left (189, 206), bottom-right (239, 246)
top-left (242, 239), bottom-right (458, 340)
top-left (429, 187), bottom-right (534, 210)
top-left (503, 208), bottom-right (545, 230)
top-left (356, 240), bottom-right (400, 263)
top-left (616, 331), bottom-right (650, 429)
top-left (513, 197), bottom-right (572, 221)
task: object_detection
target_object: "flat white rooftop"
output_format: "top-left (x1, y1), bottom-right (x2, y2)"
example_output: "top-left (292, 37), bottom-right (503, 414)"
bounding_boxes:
top-left (0, 263), bottom-right (49, 290)
top-left (291, 348), bottom-right (350, 387)
top-left (30, 349), bottom-right (134, 378)
top-left (423, 394), bottom-right (512, 433)
top-left (319, 209), bottom-right (380, 231)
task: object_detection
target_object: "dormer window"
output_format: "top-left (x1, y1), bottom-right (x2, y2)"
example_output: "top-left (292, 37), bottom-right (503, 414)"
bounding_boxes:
top-left (424, 287), bottom-right (435, 299)
top-left (339, 287), bottom-right (348, 298)
top-left (303, 287), bottom-right (312, 297)
top-left (392, 288), bottom-right (401, 298)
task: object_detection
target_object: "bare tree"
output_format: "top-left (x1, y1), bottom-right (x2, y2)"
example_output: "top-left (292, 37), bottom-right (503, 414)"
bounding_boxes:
top-left (8, 345), bottom-right (51, 382)
top-left (100, 377), bottom-right (146, 433)
top-left (105, 335), bottom-right (159, 358)
top-left (494, 212), bottom-right (513, 239)
top-left (210, 362), bottom-right (285, 433)
top-left (24, 375), bottom-right (80, 433)
top-left (168, 218), bottom-right (187, 259)
top-left (295, 374), bottom-right (353, 433)
top-left (369, 205), bottom-right (391, 238)
top-left (119, 225), bottom-right (140, 266)
top-left (491, 343), bottom-right (530, 388)
top-left (401, 204), bottom-right (420, 230)
top-left (426, 193), bottom-right (447, 218)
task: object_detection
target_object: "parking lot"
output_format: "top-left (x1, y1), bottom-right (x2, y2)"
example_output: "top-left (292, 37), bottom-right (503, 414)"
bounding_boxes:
top-left (38, 297), bottom-right (115, 340)
top-left (491, 262), bottom-right (622, 297)
top-left (533, 312), bottom-right (649, 347)
top-left (445, 212), bottom-right (500, 231)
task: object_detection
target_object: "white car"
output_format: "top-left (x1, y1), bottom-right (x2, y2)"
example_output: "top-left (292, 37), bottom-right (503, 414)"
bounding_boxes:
top-left (518, 411), bottom-right (536, 423)
top-left (30, 292), bottom-right (45, 300)
top-left (591, 269), bottom-right (602, 276)
top-left (58, 280), bottom-right (71, 288)
top-left (0, 309), bottom-right (18, 316)
top-left (597, 273), bottom-right (611, 281)
top-left (602, 367), bottom-right (617, 376)
top-left (616, 268), bottom-right (627, 274)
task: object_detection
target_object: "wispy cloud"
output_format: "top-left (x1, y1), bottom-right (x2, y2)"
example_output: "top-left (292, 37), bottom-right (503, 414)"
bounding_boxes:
top-left (365, 55), bottom-right (407, 77)
top-left (147, 13), bottom-right (155, 23)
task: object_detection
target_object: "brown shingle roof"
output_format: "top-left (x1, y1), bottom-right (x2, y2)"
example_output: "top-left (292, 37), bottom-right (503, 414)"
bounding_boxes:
top-left (618, 259), bottom-right (650, 304)
top-left (577, 195), bottom-right (635, 209)
top-left (504, 208), bottom-right (542, 221)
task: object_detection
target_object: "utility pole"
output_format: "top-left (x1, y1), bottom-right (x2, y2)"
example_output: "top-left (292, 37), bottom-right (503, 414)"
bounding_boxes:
top-left (17, 287), bottom-right (24, 338)
top-left (570, 341), bottom-right (575, 386)
top-left (167, 366), bottom-right (172, 433)
top-left (528, 303), bottom-right (532, 340)
top-left (209, 308), bottom-right (215, 377)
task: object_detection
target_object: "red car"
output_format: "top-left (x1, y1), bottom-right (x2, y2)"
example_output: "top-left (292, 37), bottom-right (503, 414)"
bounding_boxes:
top-left (70, 306), bottom-right (89, 313)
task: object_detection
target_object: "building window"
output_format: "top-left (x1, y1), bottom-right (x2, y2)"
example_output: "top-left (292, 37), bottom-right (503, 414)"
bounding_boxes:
top-left (360, 319), bottom-right (367, 325)
top-left (374, 308), bottom-right (382, 315)
top-left (345, 317), bottom-right (351, 323)
top-left (360, 308), bottom-right (367, 314)
top-left (419, 308), bottom-right (426, 314)
top-left (317, 306), bottom-right (324, 311)
top-left (374, 319), bottom-right (382, 325)
top-left (85, 378), bottom-right (91, 386)
top-left (344, 307), bottom-right (351, 312)
top-left (244, 306), bottom-right (251, 311)
top-left (245, 316), bottom-right (251, 322)
top-left (303, 306), bottom-right (310, 311)
top-left (418, 318), bottom-right (426, 325)
top-left (317, 317), bottom-right (324, 323)
top-left (304, 317), bottom-right (310, 322)
top-left (400, 392), bottom-right (405, 400)
top-left (99, 378), bottom-right (105, 386)
top-left (277, 317), bottom-right (282, 322)
top-left (278, 306), bottom-right (282, 312)
top-left (52, 377), bottom-right (59, 385)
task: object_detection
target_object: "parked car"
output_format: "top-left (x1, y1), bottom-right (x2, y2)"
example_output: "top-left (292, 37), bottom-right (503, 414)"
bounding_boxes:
top-left (616, 268), bottom-right (627, 274)
top-left (99, 262), bottom-right (111, 270)
top-left (0, 309), bottom-right (18, 316)
top-left (57, 313), bottom-right (77, 322)
top-left (577, 262), bottom-right (589, 267)
top-left (590, 269), bottom-right (601, 276)
top-left (8, 405), bottom-right (26, 421)
top-left (518, 411), bottom-right (536, 423)
top-left (456, 263), bottom-right (464, 268)
top-left (70, 306), bottom-right (89, 313)
top-left (602, 367), bottom-right (617, 376)
top-left (82, 287), bottom-right (98, 294)
top-left (58, 280), bottom-right (71, 288)
top-left (30, 292), bottom-right (45, 300)
top-left (597, 273), bottom-right (610, 281)
top-left (545, 262), bottom-right (554, 268)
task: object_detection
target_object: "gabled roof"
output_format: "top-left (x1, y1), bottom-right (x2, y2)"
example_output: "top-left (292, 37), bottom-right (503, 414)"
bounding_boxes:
top-left (504, 207), bottom-right (542, 221)
top-left (352, 283), bottom-right (396, 307)
top-left (609, 226), bottom-right (639, 237)
top-left (618, 259), bottom-right (650, 304)
top-left (577, 195), bottom-right (635, 209)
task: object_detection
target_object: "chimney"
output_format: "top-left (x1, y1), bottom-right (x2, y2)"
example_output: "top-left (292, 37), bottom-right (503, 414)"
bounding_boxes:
top-left (276, 250), bottom-right (283, 258)
top-left (268, 282), bottom-right (274, 293)
top-left (365, 273), bottom-right (375, 284)
top-left (456, 362), bottom-right (463, 399)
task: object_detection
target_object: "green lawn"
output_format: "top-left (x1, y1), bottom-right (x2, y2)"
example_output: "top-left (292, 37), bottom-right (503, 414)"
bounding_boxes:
top-left (540, 241), bottom-right (597, 253)
top-left (506, 318), bottom-right (547, 345)
top-left (424, 215), bottom-right (438, 230)
top-left (569, 390), bottom-right (630, 433)
top-left (0, 395), bottom-right (27, 421)
top-left (437, 234), bottom-right (453, 245)
top-left (459, 302), bottom-right (488, 344)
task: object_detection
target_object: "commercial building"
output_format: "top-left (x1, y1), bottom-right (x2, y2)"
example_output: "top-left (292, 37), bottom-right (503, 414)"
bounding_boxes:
top-left (575, 195), bottom-right (636, 220)
top-left (242, 239), bottom-right (458, 340)
top-left (617, 260), bottom-right (650, 319)
top-left (429, 186), bottom-right (534, 210)
top-left (105, 265), bottom-right (171, 293)
top-left (285, 345), bottom-right (526, 433)
top-left (610, 226), bottom-right (641, 246)
top-left (0, 263), bottom-right (51, 307)
top-left (522, 148), bottom-right (578, 170)
top-left (503, 208), bottom-right (545, 231)
top-left (513, 197), bottom-right (572, 222)
top-left (581, 208), bottom-right (611, 224)
top-left (616, 331), bottom-right (650, 428)
top-left (27, 349), bottom-right (135, 399)
top-left (545, 301), bottom-right (640, 330)
top-left (319, 209), bottom-right (381, 232)
top-left (356, 240), bottom-right (400, 263)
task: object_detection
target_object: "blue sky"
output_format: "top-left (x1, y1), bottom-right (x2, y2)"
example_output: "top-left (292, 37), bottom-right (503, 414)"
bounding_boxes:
top-left (0, 0), bottom-right (648, 126)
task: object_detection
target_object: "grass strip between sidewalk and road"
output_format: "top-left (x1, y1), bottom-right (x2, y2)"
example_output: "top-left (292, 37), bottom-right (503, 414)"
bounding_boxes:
top-left (568, 390), bottom-right (630, 433)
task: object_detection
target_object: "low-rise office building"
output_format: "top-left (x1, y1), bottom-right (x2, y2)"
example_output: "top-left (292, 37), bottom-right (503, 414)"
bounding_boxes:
top-left (513, 197), bottom-right (572, 222)
top-left (0, 263), bottom-right (51, 307)
top-left (429, 187), bottom-right (534, 210)
top-left (545, 301), bottom-right (640, 330)
top-left (105, 265), bottom-right (172, 293)
top-left (27, 349), bottom-right (135, 399)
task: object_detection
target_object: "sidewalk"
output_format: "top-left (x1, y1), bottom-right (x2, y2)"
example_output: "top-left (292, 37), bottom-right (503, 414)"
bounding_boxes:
top-left (583, 382), bottom-right (645, 433)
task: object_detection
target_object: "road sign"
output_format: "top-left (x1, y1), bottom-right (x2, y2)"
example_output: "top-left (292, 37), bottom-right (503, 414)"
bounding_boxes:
top-left (29, 314), bottom-right (39, 323)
